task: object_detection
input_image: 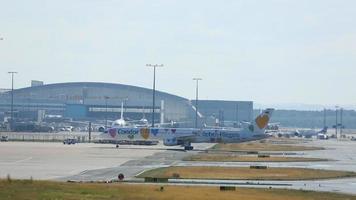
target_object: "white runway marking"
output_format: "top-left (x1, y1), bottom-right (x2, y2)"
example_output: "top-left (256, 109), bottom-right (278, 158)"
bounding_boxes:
top-left (10, 157), bottom-right (33, 164)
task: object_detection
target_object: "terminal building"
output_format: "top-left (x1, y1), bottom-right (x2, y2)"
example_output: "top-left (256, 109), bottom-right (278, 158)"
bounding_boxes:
top-left (0, 82), bottom-right (253, 128)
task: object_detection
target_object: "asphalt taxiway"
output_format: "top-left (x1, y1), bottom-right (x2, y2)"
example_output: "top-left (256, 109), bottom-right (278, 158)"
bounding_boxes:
top-left (0, 142), bottom-right (162, 180)
top-left (0, 140), bottom-right (213, 181)
top-left (1, 137), bottom-right (356, 195)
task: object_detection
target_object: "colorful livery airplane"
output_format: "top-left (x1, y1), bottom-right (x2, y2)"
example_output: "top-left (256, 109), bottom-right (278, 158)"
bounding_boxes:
top-left (99, 108), bottom-right (274, 150)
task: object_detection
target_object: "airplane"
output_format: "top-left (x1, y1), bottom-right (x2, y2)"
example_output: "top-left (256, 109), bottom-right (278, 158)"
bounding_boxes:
top-left (98, 108), bottom-right (274, 150)
top-left (108, 103), bottom-right (154, 128)
top-left (111, 102), bottom-right (128, 128)
top-left (294, 126), bottom-right (328, 138)
top-left (134, 118), bottom-right (149, 127)
top-left (109, 104), bottom-right (187, 129)
top-left (132, 107), bottom-right (150, 127)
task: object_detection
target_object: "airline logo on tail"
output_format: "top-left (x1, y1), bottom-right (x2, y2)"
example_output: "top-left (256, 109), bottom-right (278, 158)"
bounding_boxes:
top-left (254, 108), bottom-right (274, 132)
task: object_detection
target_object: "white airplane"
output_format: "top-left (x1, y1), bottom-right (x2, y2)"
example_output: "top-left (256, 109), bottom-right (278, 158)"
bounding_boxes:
top-left (111, 102), bottom-right (128, 128)
top-left (134, 107), bottom-right (150, 127)
top-left (99, 108), bottom-right (274, 150)
top-left (294, 126), bottom-right (328, 138)
top-left (99, 103), bottom-right (148, 131)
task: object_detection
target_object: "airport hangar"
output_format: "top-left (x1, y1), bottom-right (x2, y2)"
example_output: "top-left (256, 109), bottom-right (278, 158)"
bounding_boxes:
top-left (0, 82), bottom-right (253, 127)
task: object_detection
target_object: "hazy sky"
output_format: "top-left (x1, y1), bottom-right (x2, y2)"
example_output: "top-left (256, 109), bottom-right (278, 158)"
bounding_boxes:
top-left (0, 0), bottom-right (355, 106)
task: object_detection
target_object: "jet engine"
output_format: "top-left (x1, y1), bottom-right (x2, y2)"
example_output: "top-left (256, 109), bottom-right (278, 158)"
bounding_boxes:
top-left (98, 126), bottom-right (106, 132)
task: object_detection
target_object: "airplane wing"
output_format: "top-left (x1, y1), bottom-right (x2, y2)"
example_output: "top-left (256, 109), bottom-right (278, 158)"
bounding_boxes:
top-left (162, 131), bottom-right (198, 146)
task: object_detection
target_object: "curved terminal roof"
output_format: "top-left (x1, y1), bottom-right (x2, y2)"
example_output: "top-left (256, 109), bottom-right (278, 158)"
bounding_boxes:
top-left (11, 82), bottom-right (188, 101)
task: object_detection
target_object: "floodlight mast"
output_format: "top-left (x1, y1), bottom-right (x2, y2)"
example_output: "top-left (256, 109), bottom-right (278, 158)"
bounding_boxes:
top-left (146, 64), bottom-right (163, 127)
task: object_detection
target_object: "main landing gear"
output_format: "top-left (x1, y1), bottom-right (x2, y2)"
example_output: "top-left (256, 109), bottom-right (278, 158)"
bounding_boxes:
top-left (184, 146), bottom-right (193, 151)
top-left (184, 142), bottom-right (194, 151)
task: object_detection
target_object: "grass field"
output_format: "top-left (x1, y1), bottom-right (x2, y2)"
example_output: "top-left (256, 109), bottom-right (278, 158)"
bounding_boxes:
top-left (137, 166), bottom-right (356, 180)
top-left (211, 141), bottom-right (324, 151)
top-left (0, 180), bottom-right (355, 200)
top-left (183, 154), bottom-right (328, 162)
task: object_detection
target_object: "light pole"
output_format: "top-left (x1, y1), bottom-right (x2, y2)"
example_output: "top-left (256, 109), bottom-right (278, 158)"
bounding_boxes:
top-left (146, 64), bottom-right (163, 127)
top-left (335, 106), bottom-right (339, 139)
top-left (104, 96), bottom-right (109, 128)
top-left (323, 108), bottom-right (326, 128)
top-left (8, 72), bottom-right (18, 131)
top-left (236, 103), bottom-right (239, 128)
top-left (193, 78), bottom-right (202, 128)
top-left (340, 107), bottom-right (343, 136)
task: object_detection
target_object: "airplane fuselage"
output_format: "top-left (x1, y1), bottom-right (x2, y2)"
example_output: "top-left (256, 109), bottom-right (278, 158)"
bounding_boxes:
top-left (100, 127), bottom-right (268, 144)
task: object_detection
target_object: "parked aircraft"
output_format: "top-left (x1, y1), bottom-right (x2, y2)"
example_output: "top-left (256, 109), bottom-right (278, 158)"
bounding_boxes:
top-left (294, 126), bottom-right (328, 138)
top-left (111, 102), bottom-right (128, 128)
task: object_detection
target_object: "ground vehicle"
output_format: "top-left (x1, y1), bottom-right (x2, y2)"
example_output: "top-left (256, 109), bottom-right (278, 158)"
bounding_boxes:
top-left (60, 126), bottom-right (74, 132)
top-left (63, 138), bottom-right (77, 145)
top-left (1, 136), bottom-right (9, 142)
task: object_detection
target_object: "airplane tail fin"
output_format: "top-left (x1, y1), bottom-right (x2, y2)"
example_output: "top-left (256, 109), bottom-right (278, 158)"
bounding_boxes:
top-left (251, 108), bottom-right (274, 134)
top-left (317, 126), bottom-right (328, 134)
